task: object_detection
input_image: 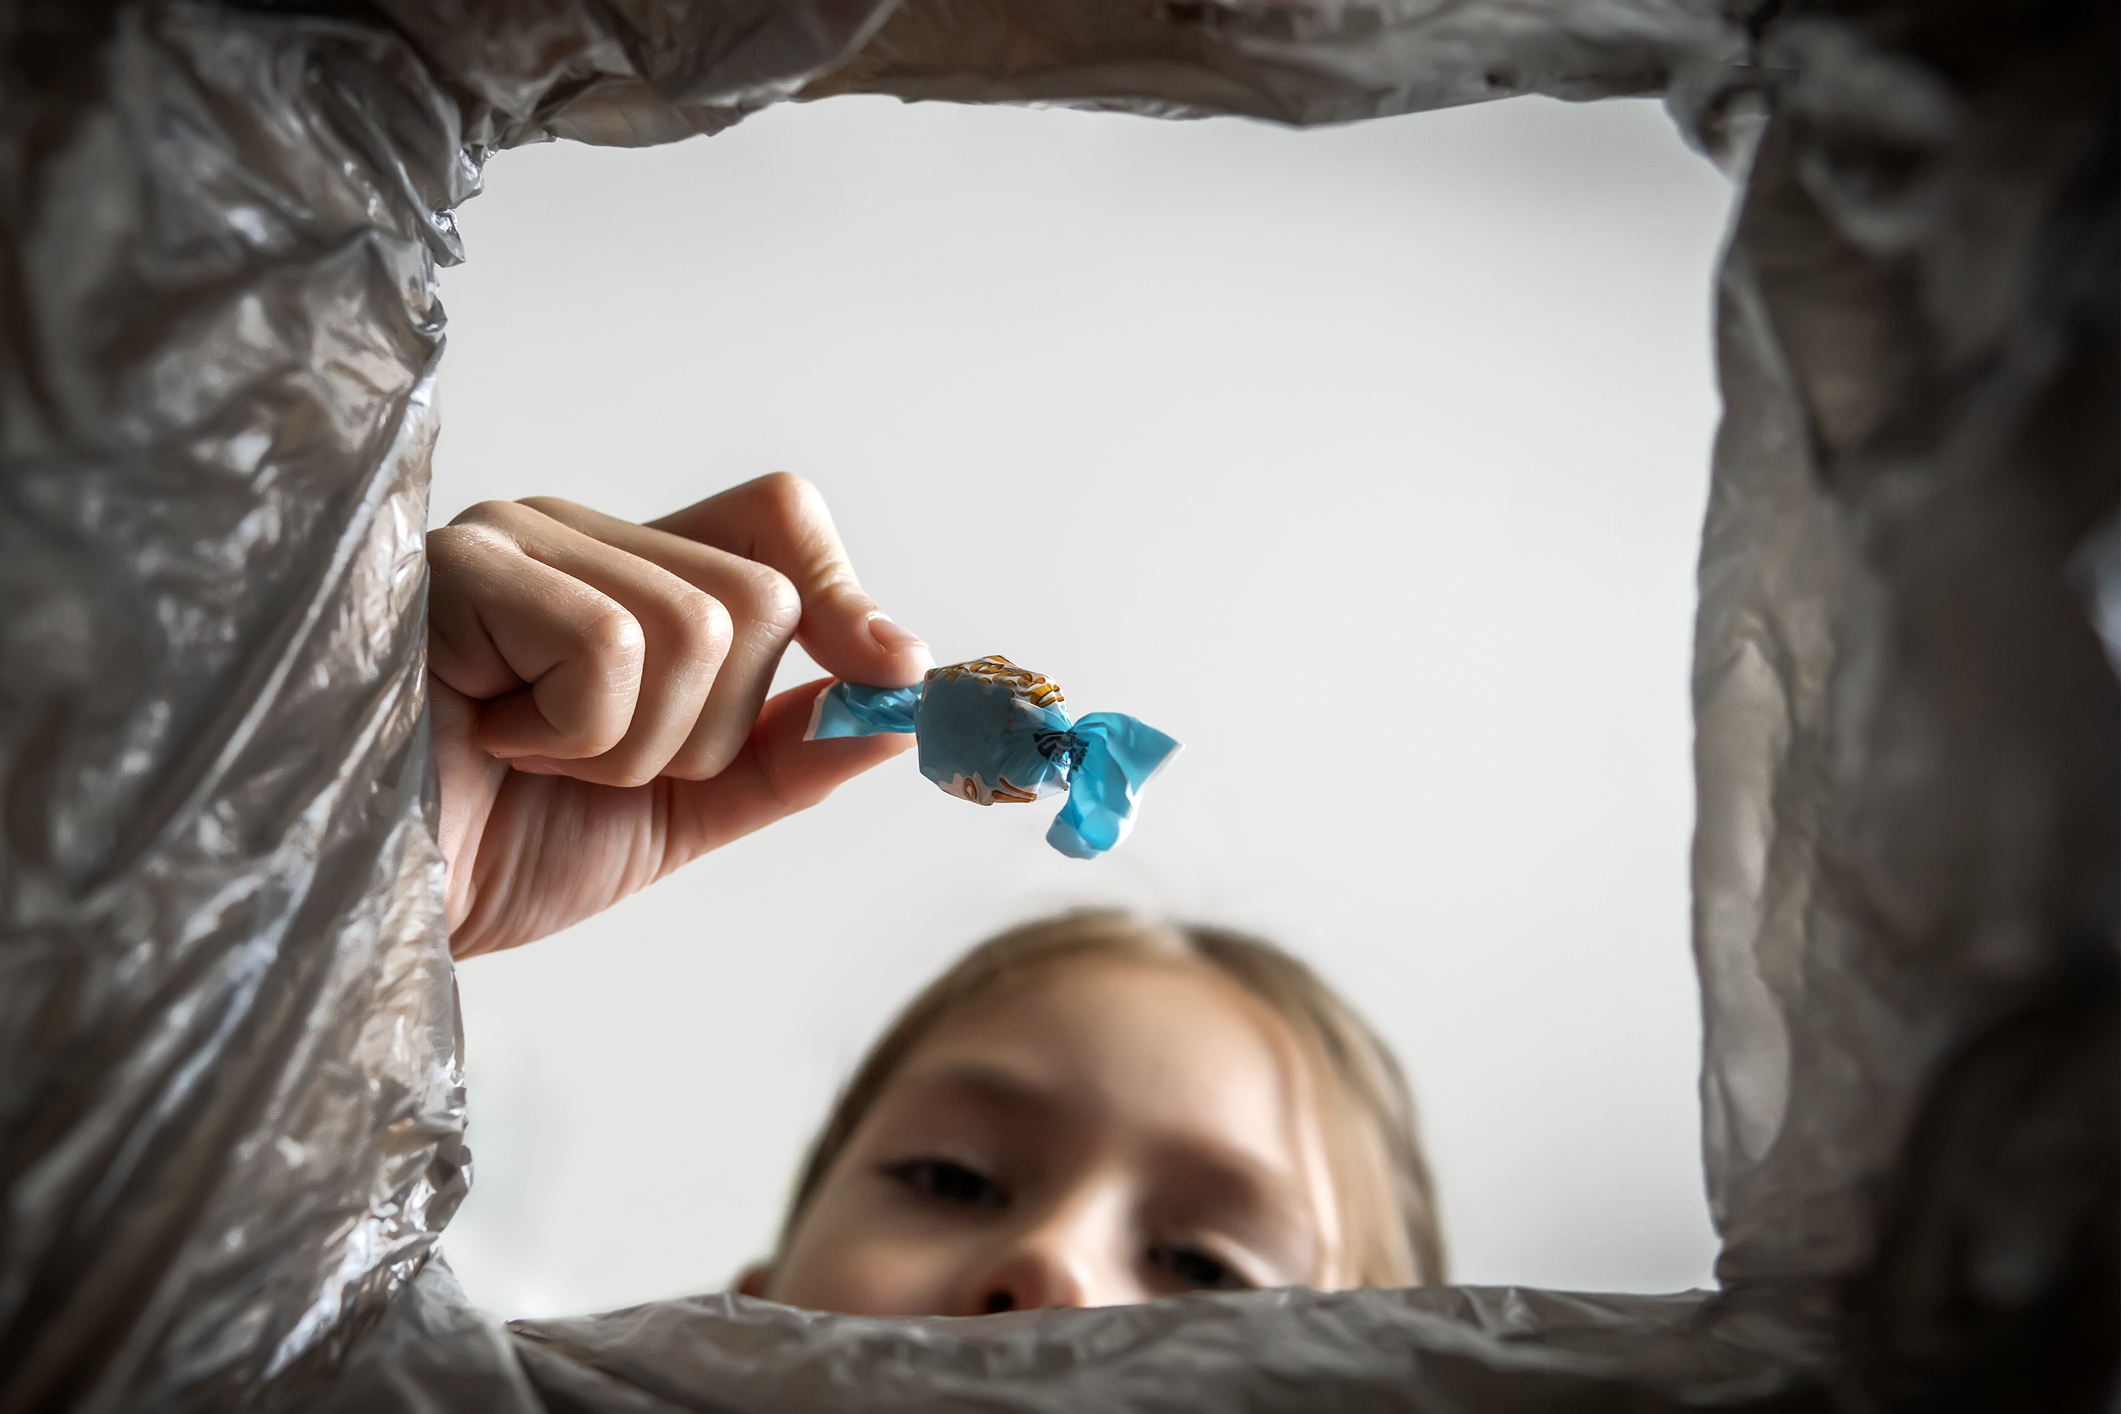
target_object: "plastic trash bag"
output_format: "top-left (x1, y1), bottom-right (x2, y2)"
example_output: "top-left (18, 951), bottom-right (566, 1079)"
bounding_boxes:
top-left (1, 2), bottom-right (2111, 1411)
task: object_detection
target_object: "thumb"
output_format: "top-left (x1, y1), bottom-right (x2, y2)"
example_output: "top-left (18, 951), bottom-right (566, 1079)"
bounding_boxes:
top-left (649, 472), bottom-right (931, 688)
top-left (658, 677), bottom-right (915, 868)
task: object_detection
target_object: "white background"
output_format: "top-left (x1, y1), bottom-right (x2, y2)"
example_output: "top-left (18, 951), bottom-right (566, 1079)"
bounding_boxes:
top-left (429, 91), bottom-right (1736, 1318)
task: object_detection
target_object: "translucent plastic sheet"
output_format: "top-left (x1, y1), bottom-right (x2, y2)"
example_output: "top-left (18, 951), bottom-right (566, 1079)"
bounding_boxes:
top-left (1, 3), bottom-right (2112, 1411)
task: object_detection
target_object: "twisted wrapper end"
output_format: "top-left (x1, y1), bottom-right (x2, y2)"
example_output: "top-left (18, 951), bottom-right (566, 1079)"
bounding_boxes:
top-left (1046, 714), bottom-right (1183, 859)
top-left (806, 680), bottom-right (920, 739)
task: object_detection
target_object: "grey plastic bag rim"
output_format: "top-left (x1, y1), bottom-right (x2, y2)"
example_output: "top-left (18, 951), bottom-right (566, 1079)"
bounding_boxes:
top-left (0, 1), bottom-right (2111, 1411)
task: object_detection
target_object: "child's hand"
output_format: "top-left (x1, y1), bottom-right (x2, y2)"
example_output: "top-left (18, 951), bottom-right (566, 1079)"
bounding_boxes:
top-left (427, 473), bottom-right (929, 959)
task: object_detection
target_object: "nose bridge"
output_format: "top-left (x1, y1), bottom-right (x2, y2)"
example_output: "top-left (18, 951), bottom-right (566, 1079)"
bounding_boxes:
top-left (967, 1180), bottom-right (1130, 1315)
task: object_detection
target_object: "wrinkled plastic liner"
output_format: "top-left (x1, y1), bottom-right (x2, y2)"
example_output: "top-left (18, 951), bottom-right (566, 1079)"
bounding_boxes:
top-left (1, 2), bottom-right (2111, 1411)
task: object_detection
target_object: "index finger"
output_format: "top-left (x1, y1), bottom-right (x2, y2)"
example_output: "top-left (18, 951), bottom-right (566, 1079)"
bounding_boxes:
top-left (648, 472), bottom-right (931, 689)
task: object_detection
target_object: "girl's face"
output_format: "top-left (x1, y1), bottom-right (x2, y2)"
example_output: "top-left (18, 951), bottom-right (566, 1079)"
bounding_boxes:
top-left (752, 956), bottom-right (1347, 1316)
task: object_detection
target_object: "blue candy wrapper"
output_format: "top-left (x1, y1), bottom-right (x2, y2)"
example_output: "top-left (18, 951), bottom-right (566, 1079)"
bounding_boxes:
top-left (805, 656), bottom-right (1180, 858)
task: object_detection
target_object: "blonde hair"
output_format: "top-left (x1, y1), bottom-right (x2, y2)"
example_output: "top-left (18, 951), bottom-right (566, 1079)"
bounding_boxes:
top-left (777, 910), bottom-right (1446, 1287)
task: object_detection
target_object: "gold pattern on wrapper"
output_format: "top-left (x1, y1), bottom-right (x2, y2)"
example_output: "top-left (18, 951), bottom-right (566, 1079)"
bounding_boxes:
top-left (930, 654), bottom-right (1066, 709)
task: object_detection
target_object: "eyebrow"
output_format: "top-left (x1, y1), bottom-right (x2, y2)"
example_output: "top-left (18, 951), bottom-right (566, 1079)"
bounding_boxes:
top-left (865, 1062), bottom-right (1071, 1156)
top-left (891, 1061), bottom-right (1060, 1116)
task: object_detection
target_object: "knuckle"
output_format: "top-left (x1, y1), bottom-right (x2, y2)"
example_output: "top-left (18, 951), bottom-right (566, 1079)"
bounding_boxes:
top-left (751, 470), bottom-right (821, 525)
top-left (454, 499), bottom-right (530, 531)
top-left (666, 586), bottom-right (733, 657)
top-left (425, 522), bottom-right (475, 561)
top-left (733, 564), bottom-right (801, 635)
top-left (514, 494), bottom-right (580, 523)
top-left (426, 520), bottom-right (507, 569)
top-left (583, 605), bottom-right (647, 667)
top-left (451, 499), bottom-right (511, 525)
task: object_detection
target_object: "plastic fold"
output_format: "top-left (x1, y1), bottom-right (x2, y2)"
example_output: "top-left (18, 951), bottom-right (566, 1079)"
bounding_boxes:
top-left (0, 1), bottom-right (2112, 1411)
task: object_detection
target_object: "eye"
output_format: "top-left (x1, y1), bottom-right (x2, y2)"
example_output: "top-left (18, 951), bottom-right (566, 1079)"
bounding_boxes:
top-left (883, 1157), bottom-right (1008, 1210)
top-left (1148, 1242), bottom-right (1252, 1292)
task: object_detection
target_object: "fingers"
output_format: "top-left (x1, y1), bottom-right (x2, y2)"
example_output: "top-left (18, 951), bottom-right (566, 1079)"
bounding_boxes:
top-left (659, 678), bottom-right (916, 869)
top-left (428, 517), bottom-right (656, 760)
top-left (427, 674), bottom-right (510, 937)
top-left (517, 496), bottom-right (804, 780)
top-left (648, 472), bottom-right (932, 691)
top-left (430, 473), bottom-right (926, 799)
top-left (431, 502), bottom-right (733, 787)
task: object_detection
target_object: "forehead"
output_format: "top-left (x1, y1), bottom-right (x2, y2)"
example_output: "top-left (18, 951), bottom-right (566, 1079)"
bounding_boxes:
top-left (895, 956), bottom-right (1319, 1170)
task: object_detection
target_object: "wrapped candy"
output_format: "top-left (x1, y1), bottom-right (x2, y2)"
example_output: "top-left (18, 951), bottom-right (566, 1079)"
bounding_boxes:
top-left (806, 656), bottom-right (1180, 858)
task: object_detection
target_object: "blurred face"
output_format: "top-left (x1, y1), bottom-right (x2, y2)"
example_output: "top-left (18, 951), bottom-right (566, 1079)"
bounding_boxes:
top-left (753, 956), bottom-right (1348, 1316)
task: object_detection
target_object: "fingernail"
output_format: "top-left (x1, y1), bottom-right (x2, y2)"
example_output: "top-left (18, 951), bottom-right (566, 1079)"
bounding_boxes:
top-left (868, 612), bottom-right (931, 662)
